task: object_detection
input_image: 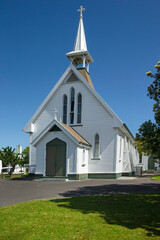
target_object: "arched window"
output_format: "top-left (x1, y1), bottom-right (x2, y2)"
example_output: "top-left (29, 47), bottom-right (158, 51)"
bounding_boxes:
top-left (77, 93), bottom-right (82, 123)
top-left (94, 133), bottom-right (100, 158)
top-left (63, 95), bottom-right (67, 124)
top-left (70, 88), bottom-right (75, 124)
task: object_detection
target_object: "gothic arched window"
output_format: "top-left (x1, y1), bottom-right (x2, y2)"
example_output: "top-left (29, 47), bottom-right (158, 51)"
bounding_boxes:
top-left (70, 88), bottom-right (75, 124)
top-left (94, 133), bottom-right (100, 158)
top-left (63, 95), bottom-right (67, 124)
top-left (77, 93), bottom-right (82, 124)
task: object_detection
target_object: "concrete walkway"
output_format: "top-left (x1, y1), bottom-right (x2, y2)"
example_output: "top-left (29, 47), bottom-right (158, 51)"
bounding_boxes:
top-left (0, 175), bottom-right (160, 207)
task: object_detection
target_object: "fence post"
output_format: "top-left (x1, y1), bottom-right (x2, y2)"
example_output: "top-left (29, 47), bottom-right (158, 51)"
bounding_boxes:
top-left (1, 165), bottom-right (2, 179)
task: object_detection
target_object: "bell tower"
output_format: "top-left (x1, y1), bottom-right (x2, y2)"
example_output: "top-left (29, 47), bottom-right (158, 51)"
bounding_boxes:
top-left (66, 6), bottom-right (93, 73)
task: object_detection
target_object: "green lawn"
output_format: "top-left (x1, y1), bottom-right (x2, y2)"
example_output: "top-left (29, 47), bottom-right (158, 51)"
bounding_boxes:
top-left (0, 194), bottom-right (160, 240)
top-left (0, 173), bottom-right (28, 179)
top-left (0, 174), bottom-right (22, 178)
top-left (152, 176), bottom-right (160, 181)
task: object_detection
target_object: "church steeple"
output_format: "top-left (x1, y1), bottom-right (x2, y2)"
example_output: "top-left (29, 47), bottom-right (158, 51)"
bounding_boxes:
top-left (66, 6), bottom-right (93, 73)
top-left (74, 6), bottom-right (87, 52)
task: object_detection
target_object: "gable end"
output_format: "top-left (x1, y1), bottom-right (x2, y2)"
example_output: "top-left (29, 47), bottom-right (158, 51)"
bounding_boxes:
top-left (66, 72), bottom-right (79, 83)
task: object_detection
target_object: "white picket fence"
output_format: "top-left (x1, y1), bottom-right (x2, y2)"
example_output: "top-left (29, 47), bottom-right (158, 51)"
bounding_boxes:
top-left (0, 161), bottom-right (36, 176)
top-left (0, 165), bottom-right (26, 175)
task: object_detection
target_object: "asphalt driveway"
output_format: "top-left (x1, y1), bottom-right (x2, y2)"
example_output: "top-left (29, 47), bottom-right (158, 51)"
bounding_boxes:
top-left (0, 175), bottom-right (160, 207)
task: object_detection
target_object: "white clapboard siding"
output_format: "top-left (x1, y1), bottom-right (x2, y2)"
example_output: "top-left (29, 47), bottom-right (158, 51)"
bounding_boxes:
top-left (77, 147), bottom-right (88, 174)
top-left (28, 68), bottom-right (139, 176)
top-left (29, 145), bottom-right (36, 169)
top-left (35, 131), bottom-right (77, 175)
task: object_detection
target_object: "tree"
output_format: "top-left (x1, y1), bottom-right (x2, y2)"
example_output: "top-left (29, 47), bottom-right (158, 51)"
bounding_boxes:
top-left (134, 139), bottom-right (144, 160)
top-left (22, 146), bottom-right (29, 166)
top-left (146, 60), bottom-right (160, 126)
top-left (0, 146), bottom-right (21, 175)
top-left (135, 121), bottom-right (160, 162)
top-left (135, 60), bottom-right (160, 163)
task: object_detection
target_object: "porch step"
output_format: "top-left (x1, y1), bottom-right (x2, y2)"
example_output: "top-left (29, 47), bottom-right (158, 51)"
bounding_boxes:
top-left (34, 177), bottom-right (68, 182)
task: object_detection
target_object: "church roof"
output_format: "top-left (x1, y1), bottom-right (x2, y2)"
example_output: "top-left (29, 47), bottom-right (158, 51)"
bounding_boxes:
top-left (58, 121), bottom-right (91, 146)
top-left (31, 119), bottom-right (91, 147)
top-left (23, 64), bottom-right (134, 142)
top-left (77, 68), bottom-right (94, 88)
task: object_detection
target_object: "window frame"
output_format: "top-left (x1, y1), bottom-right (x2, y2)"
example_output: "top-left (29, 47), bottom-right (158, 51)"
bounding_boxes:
top-left (70, 88), bottom-right (75, 124)
top-left (63, 94), bottom-right (68, 124)
top-left (77, 93), bottom-right (82, 124)
top-left (93, 133), bottom-right (100, 159)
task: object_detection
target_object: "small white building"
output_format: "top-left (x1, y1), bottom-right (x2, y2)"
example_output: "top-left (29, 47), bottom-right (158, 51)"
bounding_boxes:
top-left (23, 6), bottom-right (139, 180)
top-left (139, 154), bottom-right (157, 172)
top-left (16, 144), bottom-right (22, 154)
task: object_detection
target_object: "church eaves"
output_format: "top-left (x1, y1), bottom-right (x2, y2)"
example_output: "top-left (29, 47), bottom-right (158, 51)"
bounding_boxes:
top-left (30, 119), bottom-right (91, 147)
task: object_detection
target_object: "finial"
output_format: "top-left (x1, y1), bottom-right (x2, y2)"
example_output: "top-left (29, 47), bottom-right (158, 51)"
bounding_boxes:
top-left (53, 108), bottom-right (58, 120)
top-left (77, 5), bottom-right (85, 18)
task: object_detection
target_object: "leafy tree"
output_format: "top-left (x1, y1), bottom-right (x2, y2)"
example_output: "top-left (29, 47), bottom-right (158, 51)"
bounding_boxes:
top-left (146, 60), bottom-right (160, 126)
top-left (21, 146), bottom-right (29, 166)
top-left (135, 121), bottom-right (160, 162)
top-left (15, 147), bottom-right (29, 175)
top-left (134, 139), bottom-right (144, 160)
top-left (135, 60), bottom-right (160, 163)
top-left (0, 146), bottom-right (21, 175)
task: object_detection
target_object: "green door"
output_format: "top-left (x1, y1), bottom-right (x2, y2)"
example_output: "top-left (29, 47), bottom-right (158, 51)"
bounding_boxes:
top-left (148, 156), bottom-right (154, 170)
top-left (46, 138), bottom-right (66, 177)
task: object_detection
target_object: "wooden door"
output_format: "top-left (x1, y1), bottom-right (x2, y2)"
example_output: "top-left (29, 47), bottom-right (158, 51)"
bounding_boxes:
top-left (46, 138), bottom-right (66, 177)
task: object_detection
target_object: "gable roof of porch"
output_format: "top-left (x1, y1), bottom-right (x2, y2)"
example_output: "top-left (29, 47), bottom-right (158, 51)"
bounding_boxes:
top-left (31, 119), bottom-right (91, 147)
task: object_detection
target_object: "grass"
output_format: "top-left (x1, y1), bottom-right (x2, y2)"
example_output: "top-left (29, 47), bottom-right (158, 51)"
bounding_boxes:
top-left (0, 174), bottom-right (22, 179)
top-left (0, 193), bottom-right (160, 240)
top-left (0, 173), bottom-right (28, 179)
top-left (152, 176), bottom-right (160, 181)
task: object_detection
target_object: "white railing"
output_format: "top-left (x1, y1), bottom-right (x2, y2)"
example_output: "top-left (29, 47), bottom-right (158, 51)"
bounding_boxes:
top-left (0, 165), bottom-right (36, 176)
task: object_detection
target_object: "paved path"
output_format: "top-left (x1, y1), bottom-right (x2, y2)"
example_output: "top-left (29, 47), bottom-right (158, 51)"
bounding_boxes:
top-left (0, 175), bottom-right (160, 207)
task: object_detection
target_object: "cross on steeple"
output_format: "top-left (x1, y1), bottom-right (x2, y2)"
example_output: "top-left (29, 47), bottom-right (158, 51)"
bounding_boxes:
top-left (77, 5), bottom-right (85, 18)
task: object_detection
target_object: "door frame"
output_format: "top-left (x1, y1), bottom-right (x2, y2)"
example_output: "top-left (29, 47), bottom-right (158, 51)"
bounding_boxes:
top-left (44, 137), bottom-right (68, 177)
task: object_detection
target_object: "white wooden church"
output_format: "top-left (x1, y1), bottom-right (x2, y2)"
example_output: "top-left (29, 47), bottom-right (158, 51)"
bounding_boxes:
top-left (23, 6), bottom-right (139, 180)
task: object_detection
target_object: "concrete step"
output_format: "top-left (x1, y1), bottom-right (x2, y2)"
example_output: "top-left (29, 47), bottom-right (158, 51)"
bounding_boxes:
top-left (34, 177), bottom-right (68, 182)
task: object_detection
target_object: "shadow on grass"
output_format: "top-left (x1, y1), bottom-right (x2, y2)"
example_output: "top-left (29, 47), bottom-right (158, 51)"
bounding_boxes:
top-left (51, 193), bottom-right (160, 237)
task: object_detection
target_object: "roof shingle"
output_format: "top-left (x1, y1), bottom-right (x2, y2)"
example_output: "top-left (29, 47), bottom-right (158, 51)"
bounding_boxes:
top-left (77, 68), bottom-right (94, 89)
top-left (58, 121), bottom-right (91, 146)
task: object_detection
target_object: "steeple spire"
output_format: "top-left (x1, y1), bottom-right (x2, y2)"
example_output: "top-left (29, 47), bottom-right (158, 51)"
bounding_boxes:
top-left (74, 6), bottom-right (87, 52)
top-left (66, 6), bottom-right (93, 73)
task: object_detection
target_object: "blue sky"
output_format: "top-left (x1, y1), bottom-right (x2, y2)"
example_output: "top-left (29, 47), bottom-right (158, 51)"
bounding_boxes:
top-left (0, 0), bottom-right (160, 150)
